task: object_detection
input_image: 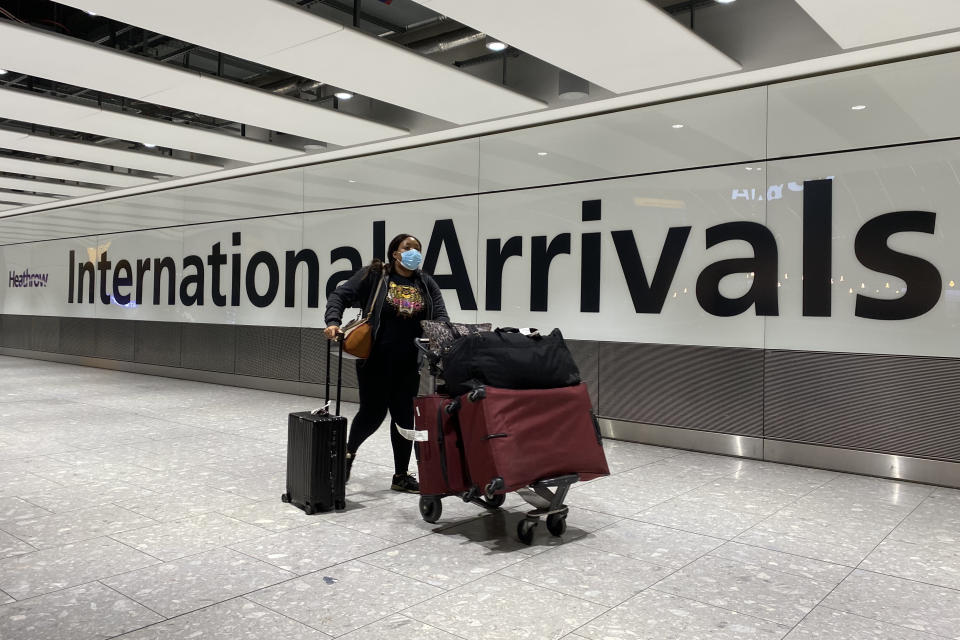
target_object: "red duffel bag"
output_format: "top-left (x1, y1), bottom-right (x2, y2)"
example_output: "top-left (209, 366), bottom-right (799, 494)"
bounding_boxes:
top-left (413, 394), bottom-right (472, 497)
top-left (453, 383), bottom-right (609, 495)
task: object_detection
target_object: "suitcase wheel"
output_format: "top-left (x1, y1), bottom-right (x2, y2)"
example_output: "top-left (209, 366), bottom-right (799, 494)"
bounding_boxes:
top-left (517, 519), bottom-right (537, 545)
top-left (419, 496), bottom-right (442, 524)
top-left (546, 513), bottom-right (567, 537)
top-left (280, 493), bottom-right (290, 503)
top-left (304, 502), bottom-right (316, 515)
top-left (483, 494), bottom-right (505, 509)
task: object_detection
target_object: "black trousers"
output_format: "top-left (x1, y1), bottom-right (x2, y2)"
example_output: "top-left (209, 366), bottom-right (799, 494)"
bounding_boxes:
top-left (347, 347), bottom-right (420, 476)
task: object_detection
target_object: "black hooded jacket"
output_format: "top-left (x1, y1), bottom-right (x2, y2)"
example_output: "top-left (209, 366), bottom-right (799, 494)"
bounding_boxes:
top-left (324, 266), bottom-right (449, 345)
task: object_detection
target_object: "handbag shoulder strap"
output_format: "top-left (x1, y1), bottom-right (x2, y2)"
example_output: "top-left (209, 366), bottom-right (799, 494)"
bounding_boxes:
top-left (366, 271), bottom-right (386, 316)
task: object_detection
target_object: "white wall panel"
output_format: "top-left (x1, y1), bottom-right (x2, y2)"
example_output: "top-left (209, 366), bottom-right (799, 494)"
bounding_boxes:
top-left (303, 140), bottom-right (478, 211)
top-left (89, 229), bottom-right (183, 323)
top-left (300, 196), bottom-right (480, 328)
top-left (480, 87), bottom-right (766, 191)
top-left (765, 141), bottom-right (960, 358)
top-left (180, 215), bottom-right (304, 327)
top-left (2, 237), bottom-right (98, 318)
top-left (768, 51), bottom-right (960, 158)
top-left (478, 166), bottom-right (766, 345)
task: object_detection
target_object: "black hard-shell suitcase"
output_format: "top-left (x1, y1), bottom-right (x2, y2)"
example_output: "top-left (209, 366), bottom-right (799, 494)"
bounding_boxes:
top-left (281, 338), bottom-right (347, 514)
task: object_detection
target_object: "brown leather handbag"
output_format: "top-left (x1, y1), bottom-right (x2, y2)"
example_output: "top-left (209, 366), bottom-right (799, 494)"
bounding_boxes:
top-left (340, 273), bottom-right (384, 359)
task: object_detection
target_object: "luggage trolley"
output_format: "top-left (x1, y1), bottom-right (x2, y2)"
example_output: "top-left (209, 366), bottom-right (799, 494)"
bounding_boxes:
top-left (411, 339), bottom-right (583, 545)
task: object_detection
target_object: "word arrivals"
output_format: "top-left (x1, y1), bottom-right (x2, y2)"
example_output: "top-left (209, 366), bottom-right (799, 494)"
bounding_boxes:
top-left (64, 180), bottom-right (942, 321)
top-left (8, 269), bottom-right (48, 288)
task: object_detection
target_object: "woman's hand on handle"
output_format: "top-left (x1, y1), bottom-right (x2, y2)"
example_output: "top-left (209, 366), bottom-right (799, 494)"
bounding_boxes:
top-left (324, 325), bottom-right (342, 341)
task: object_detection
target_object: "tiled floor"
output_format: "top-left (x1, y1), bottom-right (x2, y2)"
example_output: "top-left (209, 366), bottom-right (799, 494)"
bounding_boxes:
top-left (1, 355), bottom-right (959, 640)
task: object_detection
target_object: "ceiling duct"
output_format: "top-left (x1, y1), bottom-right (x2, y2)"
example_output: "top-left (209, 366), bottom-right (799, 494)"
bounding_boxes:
top-left (409, 27), bottom-right (486, 55)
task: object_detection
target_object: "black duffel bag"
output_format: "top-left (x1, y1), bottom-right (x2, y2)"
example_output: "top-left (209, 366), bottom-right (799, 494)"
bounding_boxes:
top-left (440, 328), bottom-right (581, 396)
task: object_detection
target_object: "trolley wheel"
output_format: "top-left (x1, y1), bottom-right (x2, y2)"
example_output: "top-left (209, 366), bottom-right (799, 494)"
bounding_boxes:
top-left (484, 493), bottom-right (506, 509)
top-left (546, 513), bottom-right (567, 536)
top-left (517, 519), bottom-right (537, 545)
top-left (419, 496), bottom-right (442, 524)
top-left (280, 493), bottom-right (290, 503)
top-left (304, 502), bottom-right (315, 515)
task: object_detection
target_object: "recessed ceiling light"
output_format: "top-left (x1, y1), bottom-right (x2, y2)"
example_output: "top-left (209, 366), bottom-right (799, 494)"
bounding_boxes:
top-left (486, 41), bottom-right (508, 52)
top-left (537, 151), bottom-right (548, 156)
top-left (715, 0), bottom-right (736, 4)
top-left (334, 91), bottom-right (353, 100)
top-left (746, 167), bottom-right (753, 171)
top-left (86, 10), bottom-right (97, 15)
top-left (348, 179), bottom-right (356, 183)
top-left (143, 143), bottom-right (156, 148)
top-left (851, 104), bottom-right (867, 110)
top-left (671, 123), bottom-right (684, 129)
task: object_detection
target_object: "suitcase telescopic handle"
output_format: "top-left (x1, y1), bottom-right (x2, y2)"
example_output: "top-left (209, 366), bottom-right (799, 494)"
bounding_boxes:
top-left (325, 336), bottom-right (344, 416)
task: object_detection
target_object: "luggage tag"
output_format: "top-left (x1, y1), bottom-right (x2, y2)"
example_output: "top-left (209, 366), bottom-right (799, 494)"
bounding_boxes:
top-left (310, 402), bottom-right (331, 416)
top-left (397, 406), bottom-right (429, 442)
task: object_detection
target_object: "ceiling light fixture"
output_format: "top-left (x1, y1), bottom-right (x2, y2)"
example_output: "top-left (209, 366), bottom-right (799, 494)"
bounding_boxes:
top-left (537, 152), bottom-right (548, 156)
top-left (86, 10), bottom-right (97, 15)
top-left (486, 41), bottom-right (508, 52)
top-left (0, 69), bottom-right (7, 75)
top-left (851, 104), bottom-right (867, 110)
top-left (672, 123), bottom-right (684, 129)
top-left (334, 91), bottom-right (353, 100)
top-left (715, 0), bottom-right (736, 4)
top-left (143, 143), bottom-right (157, 148)
top-left (348, 179), bottom-right (356, 183)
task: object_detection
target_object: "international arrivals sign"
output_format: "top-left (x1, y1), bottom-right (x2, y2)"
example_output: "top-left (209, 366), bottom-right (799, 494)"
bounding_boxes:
top-left (60, 180), bottom-right (942, 322)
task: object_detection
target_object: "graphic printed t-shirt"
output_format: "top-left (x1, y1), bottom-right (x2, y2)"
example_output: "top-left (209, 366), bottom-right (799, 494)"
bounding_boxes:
top-left (376, 273), bottom-right (426, 349)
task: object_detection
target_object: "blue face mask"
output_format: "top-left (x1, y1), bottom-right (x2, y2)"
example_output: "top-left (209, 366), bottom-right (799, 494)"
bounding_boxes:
top-left (399, 248), bottom-right (422, 270)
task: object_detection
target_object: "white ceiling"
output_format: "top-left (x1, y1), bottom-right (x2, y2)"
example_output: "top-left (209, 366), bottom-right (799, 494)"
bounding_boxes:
top-left (0, 175), bottom-right (103, 196)
top-left (0, 155), bottom-right (156, 188)
top-left (0, 191), bottom-right (58, 205)
top-left (415, 0), bottom-right (741, 93)
top-left (0, 20), bottom-right (405, 148)
top-left (0, 89), bottom-right (285, 169)
top-left (794, 0), bottom-right (960, 49)
top-left (54, 0), bottom-right (546, 125)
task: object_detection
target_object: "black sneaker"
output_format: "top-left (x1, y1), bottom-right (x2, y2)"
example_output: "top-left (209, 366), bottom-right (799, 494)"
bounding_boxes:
top-left (391, 473), bottom-right (419, 494)
top-left (345, 453), bottom-right (354, 484)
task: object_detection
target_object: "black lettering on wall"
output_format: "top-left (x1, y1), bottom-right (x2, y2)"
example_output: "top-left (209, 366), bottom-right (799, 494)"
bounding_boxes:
top-left (611, 227), bottom-right (691, 313)
top-left (373, 220), bottom-right (385, 263)
top-left (207, 242), bottom-right (228, 307)
top-left (77, 259), bottom-right (95, 304)
top-left (581, 200), bottom-right (602, 313)
top-left (423, 218), bottom-right (478, 310)
top-left (803, 179), bottom-right (833, 317)
top-left (326, 246), bottom-right (362, 298)
top-left (113, 259), bottom-right (133, 305)
top-left (855, 211), bottom-right (941, 320)
top-left (231, 232), bottom-right (241, 307)
top-left (179, 255), bottom-right (205, 306)
top-left (485, 236), bottom-right (522, 311)
top-left (135, 259), bottom-right (151, 305)
top-left (246, 251), bottom-right (280, 308)
top-left (531, 233), bottom-right (571, 312)
top-left (285, 249), bottom-right (320, 308)
top-left (68, 250), bottom-right (75, 303)
top-left (97, 251), bottom-right (112, 305)
top-left (153, 257), bottom-right (176, 305)
top-left (696, 221), bottom-right (779, 316)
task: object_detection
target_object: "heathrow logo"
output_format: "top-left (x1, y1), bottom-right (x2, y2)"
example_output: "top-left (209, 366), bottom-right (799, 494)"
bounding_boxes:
top-left (8, 268), bottom-right (49, 288)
